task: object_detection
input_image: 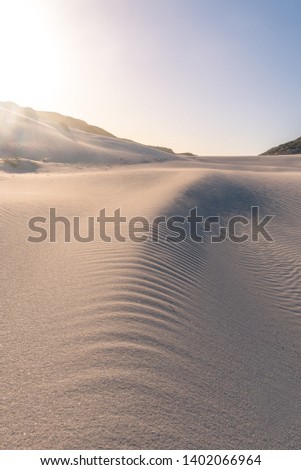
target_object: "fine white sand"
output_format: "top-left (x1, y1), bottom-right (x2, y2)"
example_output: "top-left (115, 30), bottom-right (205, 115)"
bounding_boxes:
top-left (1, 108), bottom-right (301, 449)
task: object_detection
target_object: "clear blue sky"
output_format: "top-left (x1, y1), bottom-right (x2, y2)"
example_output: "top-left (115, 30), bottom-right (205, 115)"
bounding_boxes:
top-left (0, 0), bottom-right (300, 155)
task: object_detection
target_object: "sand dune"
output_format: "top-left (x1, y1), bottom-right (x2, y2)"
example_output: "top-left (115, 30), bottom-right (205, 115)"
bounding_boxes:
top-left (0, 104), bottom-right (177, 169)
top-left (1, 104), bottom-right (301, 449)
top-left (1, 152), bottom-right (301, 449)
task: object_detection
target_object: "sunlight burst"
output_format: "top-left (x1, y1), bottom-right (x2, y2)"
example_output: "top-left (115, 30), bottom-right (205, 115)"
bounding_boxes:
top-left (0, 0), bottom-right (60, 105)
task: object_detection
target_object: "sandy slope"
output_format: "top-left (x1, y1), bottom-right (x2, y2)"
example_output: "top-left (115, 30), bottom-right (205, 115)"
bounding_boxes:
top-left (1, 155), bottom-right (301, 449)
top-left (0, 104), bottom-right (177, 169)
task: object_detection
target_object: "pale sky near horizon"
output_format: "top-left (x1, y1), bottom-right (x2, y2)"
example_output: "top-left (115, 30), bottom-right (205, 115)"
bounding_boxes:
top-left (0, 0), bottom-right (300, 155)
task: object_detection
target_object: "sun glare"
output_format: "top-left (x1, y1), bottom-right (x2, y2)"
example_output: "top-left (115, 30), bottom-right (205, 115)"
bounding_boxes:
top-left (0, 0), bottom-right (60, 106)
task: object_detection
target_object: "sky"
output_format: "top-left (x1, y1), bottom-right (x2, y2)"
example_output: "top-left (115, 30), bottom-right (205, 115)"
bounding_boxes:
top-left (0, 0), bottom-right (300, 155)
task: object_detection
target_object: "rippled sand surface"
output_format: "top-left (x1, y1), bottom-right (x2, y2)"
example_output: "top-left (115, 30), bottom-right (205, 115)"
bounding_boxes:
top-left (1, 158), bottom-right (301, 448)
